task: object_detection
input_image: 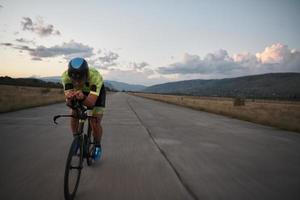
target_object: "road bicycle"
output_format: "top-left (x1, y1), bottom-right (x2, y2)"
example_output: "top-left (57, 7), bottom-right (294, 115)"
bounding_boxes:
top-left (53, 99), bottom-right (96, 200)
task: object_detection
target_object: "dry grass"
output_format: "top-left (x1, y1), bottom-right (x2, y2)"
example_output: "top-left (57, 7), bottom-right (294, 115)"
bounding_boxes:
top-left (0, 85), bottom-right (65, 113)
top-left (131, 93), bottom-right (300, 133)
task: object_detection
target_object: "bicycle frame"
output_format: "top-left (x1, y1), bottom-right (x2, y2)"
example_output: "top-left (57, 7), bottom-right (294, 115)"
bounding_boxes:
top-left (54, 99), bottom-right (98, 200)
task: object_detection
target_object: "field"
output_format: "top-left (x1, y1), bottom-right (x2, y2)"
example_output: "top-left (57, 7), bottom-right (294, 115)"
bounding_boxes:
top-left (131, 93), bottom-right (300, 133)
top-left (0, 85), bottom-right (65, 113)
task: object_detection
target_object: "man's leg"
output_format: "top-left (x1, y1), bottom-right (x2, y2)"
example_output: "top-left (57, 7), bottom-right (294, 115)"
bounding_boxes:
top-left (89, 108), bottom-right (104, 160)
top-left (90, 114), bottom-right (103, 145)
top-left (71, 109), bottom-right (79, 135)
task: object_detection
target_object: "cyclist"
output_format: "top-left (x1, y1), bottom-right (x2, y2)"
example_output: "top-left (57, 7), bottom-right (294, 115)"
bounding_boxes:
top-left (61, 57), bottom-right (106, 161)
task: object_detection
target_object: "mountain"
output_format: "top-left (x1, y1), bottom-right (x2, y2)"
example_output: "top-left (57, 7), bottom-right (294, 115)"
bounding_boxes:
top-left (143, 73), bottom-right (300, 100)
top-left (39, 76), bottom-right (146, 92)
top-left (105, 80), bottom-right (146, 92)
top-left (39, 76), bottom-right (61, 83)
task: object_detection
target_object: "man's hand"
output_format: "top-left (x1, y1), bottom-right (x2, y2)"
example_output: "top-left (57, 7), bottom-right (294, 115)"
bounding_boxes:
top-left (65, 90), bottom-right (86, 108)
top-left (65, 90), bottom-right (76, 108)
top-left (75, 91), bottom-right (86, 100)
top-left (65, 90), bottom-right (76, 99)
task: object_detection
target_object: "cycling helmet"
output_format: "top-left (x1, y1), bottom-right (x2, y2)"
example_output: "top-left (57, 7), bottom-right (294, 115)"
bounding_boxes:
top-left (68, 57), bottom-right (88, 81)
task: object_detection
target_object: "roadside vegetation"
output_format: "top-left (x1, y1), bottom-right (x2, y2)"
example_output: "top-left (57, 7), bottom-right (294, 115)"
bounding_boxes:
top-left (0, 76), bottom-right (62, 88)
top-left (0, 76), bottom-right (117, 113)
top-left (130, 93), bottom-right (300, 133)
top-left (0, 85), bottom-right (64, 113)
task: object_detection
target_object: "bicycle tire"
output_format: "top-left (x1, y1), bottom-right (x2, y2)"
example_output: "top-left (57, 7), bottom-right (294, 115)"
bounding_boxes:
top-left (64, 137), bottom-right (83, 200)
top-left (86, 121), bottom-right (94, 166)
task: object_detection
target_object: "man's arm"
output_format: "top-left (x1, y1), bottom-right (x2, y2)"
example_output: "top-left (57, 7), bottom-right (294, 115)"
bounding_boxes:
top-left (77, 69), bottom-right (103, 108)
top-left (74, 91), bottom-right (97, 107)
top-left (83, 93), bottom-right (98, 107)
top-left (61, 71), bottom-right (76, 107)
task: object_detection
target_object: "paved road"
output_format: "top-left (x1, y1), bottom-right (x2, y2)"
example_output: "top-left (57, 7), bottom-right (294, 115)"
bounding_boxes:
top-left (0, 92), bottom-right (299, 200)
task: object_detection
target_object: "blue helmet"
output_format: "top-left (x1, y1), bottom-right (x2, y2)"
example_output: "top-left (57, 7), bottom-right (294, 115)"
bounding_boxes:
top-left (68, 57), bottom-right (88, 81)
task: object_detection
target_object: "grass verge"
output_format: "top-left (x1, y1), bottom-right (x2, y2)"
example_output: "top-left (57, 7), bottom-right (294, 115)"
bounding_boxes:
top-left (130, 92), bottom-right (300, 133)
top-left (0, 85), bottom-right (65, 113)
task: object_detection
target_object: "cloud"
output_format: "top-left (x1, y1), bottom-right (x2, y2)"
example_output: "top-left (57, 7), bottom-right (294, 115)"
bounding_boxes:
top-left (3, 40), bottom-right (94, 60)
top-left (0, 42), bottom-right (13, 46)
top-left (16, 38), bottom-right (35, 45)
top-left (158, 43), bottom-right (300, 78)
top-left (31, 41), bottom-right (94, 60)
top-left (1, 39), bottom-right (122, 67)
top-left (131, 62), bottom-right (149, 70)
top-left (159, 50), bottom-right (244, 75)
top-left (21, 17), bottom-right (61, 37)
top-left (89, 50), bottom-right (119, 68)
top-left (13, 45), bottom-right (35, 52)
top-left (245, 43), bottom-right (300, 73)
top-left (254, 43), bottom-right (300, 72)
top-left (21, 17), bottom-right (34, 31)
top-left (101, 60), bottom-right (159, 85)
top-left (256, 43), bottom-right (290, 64)
top-left (99, 51), bottom-right (119, 63)
top-left (31, 57), bottom-right (42, 61)
top-left (104, 68), bottom-right (167, 86)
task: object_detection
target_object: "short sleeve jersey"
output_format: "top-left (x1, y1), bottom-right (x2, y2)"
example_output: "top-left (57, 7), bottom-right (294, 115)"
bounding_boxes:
top-left (61, 68), bottom-right (104, 96)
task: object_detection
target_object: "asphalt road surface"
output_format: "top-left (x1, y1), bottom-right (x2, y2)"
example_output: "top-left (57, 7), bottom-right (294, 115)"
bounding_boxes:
top-left (0, 92), bottom-right (299, 200)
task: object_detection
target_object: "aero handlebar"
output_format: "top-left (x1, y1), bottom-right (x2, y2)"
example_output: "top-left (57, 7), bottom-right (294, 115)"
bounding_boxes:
top-left (53, 99), bottom-right (97, 124)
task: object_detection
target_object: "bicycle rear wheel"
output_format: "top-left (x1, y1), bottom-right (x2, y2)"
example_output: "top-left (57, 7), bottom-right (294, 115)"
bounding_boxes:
top-left (64, 137), bottom-right (83, 200)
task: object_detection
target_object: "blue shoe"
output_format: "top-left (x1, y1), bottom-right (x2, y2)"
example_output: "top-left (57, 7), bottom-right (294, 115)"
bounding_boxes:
top-left (92, 146), bottom-right (102, 161)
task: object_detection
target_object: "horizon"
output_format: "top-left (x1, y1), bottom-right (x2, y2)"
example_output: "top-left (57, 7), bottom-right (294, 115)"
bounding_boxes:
top-left (1, 71), bottom-right (299, 87)
top-left (1, 0), bottom-right (300, 86)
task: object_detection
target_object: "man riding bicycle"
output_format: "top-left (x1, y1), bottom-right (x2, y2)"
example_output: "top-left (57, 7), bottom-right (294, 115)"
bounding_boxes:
top-left (61, 57), bottom-right (106, 161)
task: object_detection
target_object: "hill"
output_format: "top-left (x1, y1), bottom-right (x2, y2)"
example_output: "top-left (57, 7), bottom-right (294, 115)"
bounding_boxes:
top-left (0, 76), bottom-right (62, 88)
top-left (40, 76), bottom-right (146, 92)
top-left (0, 76), bottom-right (118, 92)
top-left (143, 73), bottom-right (300, 100)
top-left (105, 80), bottom-right (146, 91)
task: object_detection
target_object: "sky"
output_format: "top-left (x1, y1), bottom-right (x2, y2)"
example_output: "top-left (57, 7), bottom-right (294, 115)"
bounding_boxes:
top-left (0, 0), bottom-right (300, 86)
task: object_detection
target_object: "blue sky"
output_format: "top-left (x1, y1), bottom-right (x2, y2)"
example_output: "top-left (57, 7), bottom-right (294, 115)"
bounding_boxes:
top-left (0, 0), bottom-right (300, 85)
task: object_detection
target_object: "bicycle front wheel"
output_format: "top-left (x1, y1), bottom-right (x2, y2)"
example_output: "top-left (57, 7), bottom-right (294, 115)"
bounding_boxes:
top-left (64, 137), bottom-right (83, 200)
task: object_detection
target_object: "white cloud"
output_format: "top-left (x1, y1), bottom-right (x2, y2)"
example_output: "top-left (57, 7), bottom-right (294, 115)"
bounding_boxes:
top-left (158, 43), bottom-right (300, 78)
top-left (158, 50), bottom-right (244, 75)
top-left (256, 43), bottom-right (290, 64)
